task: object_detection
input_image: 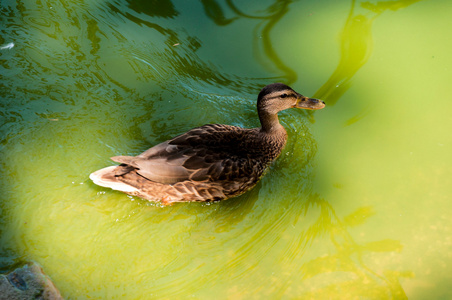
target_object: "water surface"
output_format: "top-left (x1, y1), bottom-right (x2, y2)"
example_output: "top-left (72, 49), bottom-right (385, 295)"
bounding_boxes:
top-left (1, 0), bottom-right (451, 299)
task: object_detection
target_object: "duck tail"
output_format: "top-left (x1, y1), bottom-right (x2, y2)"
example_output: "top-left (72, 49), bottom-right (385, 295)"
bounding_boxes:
top-left (89, 166), bottom-right (139, 193)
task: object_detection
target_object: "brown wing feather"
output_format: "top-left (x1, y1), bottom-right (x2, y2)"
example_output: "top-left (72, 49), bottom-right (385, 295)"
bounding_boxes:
top-left (111, 124), bottom-right (262, 185)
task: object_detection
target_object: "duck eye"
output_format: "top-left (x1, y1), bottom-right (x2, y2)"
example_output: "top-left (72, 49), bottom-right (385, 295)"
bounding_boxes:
top-left (280, 93), bottom-right (288, 98)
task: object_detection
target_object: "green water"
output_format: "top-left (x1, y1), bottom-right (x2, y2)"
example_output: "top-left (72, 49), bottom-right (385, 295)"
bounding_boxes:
top-left (1, 0), bottom-right (451, 299)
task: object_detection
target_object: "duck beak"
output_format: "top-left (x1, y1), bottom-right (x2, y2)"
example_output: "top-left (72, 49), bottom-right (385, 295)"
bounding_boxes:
top-left (295, 95), bottom-right (325, 110)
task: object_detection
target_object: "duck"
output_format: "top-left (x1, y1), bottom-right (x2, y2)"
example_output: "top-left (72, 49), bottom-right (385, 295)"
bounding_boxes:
top-left (89, 83), bottom-right (325, 205)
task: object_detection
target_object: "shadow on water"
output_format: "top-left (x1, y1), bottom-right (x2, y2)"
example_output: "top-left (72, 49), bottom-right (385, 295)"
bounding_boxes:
top-left (227, 0), bottom-right (298, 84)
top-left (314, 0), bottom-right (424, 106)
top-left (127, 0), bottom-right (179, 19)
top-left (201, 0), bottom-right (238, 26)
top-left (121, 0), bottom-right (299, 90)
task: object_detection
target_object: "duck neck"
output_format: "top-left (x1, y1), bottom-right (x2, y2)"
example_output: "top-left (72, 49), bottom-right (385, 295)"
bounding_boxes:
top-left (259, 111), bottom-right (284, 134)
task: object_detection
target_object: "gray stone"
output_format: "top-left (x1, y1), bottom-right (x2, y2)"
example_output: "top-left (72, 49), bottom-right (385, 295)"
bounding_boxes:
top-left (0, 262), bottom-right (63, 300)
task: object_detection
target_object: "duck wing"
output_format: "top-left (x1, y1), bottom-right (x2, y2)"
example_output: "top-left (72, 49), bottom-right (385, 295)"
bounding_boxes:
top-left (111, 124), bottom-right (259, 185)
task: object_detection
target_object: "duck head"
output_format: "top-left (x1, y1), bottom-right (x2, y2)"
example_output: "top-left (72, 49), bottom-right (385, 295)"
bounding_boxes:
top-left (257, 83), bottom-right (325, 115)
top-left (257, 83), bottom-right (325, 133)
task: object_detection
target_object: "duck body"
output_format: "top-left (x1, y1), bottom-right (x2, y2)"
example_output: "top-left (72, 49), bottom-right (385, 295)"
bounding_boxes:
top-left (90, 83), bottom-right (325, 205)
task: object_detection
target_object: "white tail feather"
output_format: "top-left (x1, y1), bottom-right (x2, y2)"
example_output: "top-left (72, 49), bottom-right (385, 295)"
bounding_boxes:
top-left (89, 166), bottom-right (139, 193)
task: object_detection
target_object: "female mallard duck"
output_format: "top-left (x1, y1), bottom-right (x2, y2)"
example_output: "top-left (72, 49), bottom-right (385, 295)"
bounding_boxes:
top-left (90, 83), bottom-right (325, 205)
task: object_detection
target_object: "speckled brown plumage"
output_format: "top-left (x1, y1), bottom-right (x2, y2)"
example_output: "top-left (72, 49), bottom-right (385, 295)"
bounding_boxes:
top-left (90, 83), bottom-right (325, 205)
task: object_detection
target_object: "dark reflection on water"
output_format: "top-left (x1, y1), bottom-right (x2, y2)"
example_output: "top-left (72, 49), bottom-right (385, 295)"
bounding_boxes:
top-left (201, 0), bottom-right (238, 26)
top-left (102, 1), bottom-right (272, 95)
top-left (226, 0), bottom-right (298, 84)
top-left (107, 2), bottom-right (174, 35)
top-left (128, 0), bottom-right (179, 18)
